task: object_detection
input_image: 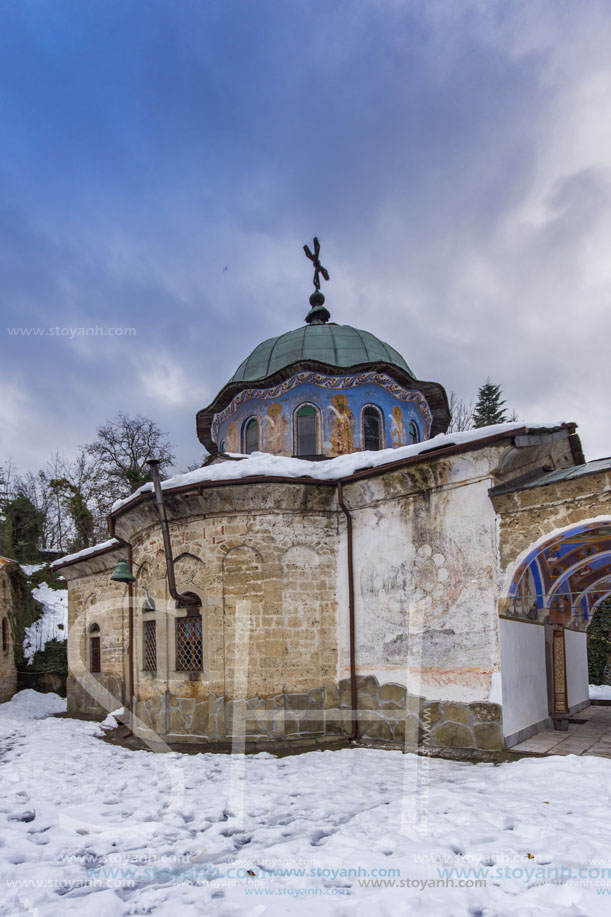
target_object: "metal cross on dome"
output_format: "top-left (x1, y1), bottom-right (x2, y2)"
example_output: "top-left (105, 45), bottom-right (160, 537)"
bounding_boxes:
top-left (303, 237), bottom-right (330, 291)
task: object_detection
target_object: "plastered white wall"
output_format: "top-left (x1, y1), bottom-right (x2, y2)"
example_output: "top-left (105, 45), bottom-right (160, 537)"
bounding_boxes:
top-left (499, 618), bottom-right (549, 737)
top-left (565, 629), bottom-right (589, 709)
top-left (342, 451), bottom-right (502, 702)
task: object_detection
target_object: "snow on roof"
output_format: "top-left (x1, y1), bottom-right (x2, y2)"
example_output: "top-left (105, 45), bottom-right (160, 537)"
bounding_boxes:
top-left (50, 537), bottom-right (122, 570)
top-left (110, 421), bottom-right (568, 514)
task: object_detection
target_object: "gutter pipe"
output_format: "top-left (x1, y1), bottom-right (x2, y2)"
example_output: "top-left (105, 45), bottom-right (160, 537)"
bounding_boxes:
top-left (147, 460), bottom-right (201, 609)
top-left (112, 536), bottom-right (135, 733)
top-left (336, 481), bottom-right (358, 741)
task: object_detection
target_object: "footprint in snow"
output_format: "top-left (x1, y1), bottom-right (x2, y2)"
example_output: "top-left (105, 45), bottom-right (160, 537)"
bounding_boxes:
top-left (310, 830), bottom-right (331, 847)
top-left (233, 835), bottom-right (252, 848)
top-left (8, 810), bottom-right (36, 823)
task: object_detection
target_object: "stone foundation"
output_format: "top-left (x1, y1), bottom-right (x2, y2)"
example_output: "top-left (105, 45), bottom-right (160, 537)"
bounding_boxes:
top-left (132, 675), bottom-right (503, 751)
top-left (0, 671), bottom-right (17, 704)
top-left (18, 671), bottom-right (66, 697)
top-left (67, 673), bottom-right (125, 716)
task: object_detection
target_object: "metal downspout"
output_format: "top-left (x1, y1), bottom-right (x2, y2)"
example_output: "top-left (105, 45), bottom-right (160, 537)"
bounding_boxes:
top-left (112, 536), bottom-right (135, 733)
top-left (337, 481), bottom-right (358, 740)
top-left (147, 460), bottom-right (201, 609)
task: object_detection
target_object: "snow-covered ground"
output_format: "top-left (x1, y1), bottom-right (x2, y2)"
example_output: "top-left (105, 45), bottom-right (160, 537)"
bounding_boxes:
top-left (22, 583), bottom-right (68, 664)
top-left (2, 692), bottom-right (611, 916)
top-left (589, 684), bottom-right (611, 700)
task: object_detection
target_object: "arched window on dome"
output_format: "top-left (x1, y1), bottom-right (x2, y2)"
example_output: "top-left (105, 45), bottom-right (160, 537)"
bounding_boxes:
top-left (243, 418), bottom-right (259, 454)
top-left (295, 404), bottom-right (319, 457)
top-left (409, 421), bottom-right (419, 445)
top-left (362, 405), bottom-right (384, 451)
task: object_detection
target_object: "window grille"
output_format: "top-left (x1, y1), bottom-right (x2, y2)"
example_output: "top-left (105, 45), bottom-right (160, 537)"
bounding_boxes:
top-left (143, 620), bottom-right (157, 672)
top-left (176, 615), bottom-right (203, 671)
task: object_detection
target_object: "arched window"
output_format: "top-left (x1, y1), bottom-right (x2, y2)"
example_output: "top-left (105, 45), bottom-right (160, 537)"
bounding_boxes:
top-left (296, 404), bottom-right (318, 457)
top-left (220, 440), bottom-right (226, 453)
top-left (409, 421), bottom-right (419, 445)
top-left (89, 623), bottom-right (101, 673)
top-left (243, 418), bottom-right (259, 454)
top-left (362, 405), bottom-right (384, 451)
top-left (2, 617), bottom-right (8, 653)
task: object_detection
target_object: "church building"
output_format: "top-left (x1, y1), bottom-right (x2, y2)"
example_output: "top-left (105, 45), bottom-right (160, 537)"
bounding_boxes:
top-left (53, 242), bottom-right (611, 754)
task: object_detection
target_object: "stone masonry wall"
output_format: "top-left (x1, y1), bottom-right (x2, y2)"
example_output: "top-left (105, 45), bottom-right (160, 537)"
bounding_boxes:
top-left (62, 548), bottom-right (128, 715)
top-left (0, 565), bottom-right (17, 703)
top-left (125, 483), bottom-right (340, 738)
top-left (134, 675), bottom-right (502, 751)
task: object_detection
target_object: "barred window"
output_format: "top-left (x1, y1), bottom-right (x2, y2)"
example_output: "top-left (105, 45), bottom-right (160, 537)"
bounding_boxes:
top-left (89, 623), bottom-right (101, 673)
top-left (176, 614), bottom-right (203, 672)
top-left (143, 620), bottom-right (157, 672)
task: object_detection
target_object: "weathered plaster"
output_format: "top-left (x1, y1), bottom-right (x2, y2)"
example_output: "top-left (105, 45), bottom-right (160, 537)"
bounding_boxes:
top-left (340, 449), bottom-right (502, 702)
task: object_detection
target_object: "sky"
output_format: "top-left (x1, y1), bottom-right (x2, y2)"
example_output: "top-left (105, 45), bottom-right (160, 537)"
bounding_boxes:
top-left (1, 0), bottom-right (610, 475)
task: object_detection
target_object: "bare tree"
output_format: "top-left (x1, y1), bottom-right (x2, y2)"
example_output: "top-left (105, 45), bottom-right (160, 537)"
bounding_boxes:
top-left (17, 469), bottom-right (58, 552)
top-left (0, 458), bottom-right (16, 506)
top-left (86, 412), bottom-right (175, 505)
top-left (447, 391), bottom-right (474, 433)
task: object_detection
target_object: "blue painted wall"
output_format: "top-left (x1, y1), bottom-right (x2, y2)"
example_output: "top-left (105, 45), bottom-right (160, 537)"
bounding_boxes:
top-left (212, 372), bottom-right (432, 457)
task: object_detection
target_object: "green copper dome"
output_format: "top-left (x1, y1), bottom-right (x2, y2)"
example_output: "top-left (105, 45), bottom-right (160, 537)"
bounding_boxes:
top-left (229, 323), bottom-right (414, 383)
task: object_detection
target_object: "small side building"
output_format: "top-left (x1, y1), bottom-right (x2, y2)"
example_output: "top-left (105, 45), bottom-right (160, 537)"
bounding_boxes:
top-left (0, 556), bottom-right (18, 703)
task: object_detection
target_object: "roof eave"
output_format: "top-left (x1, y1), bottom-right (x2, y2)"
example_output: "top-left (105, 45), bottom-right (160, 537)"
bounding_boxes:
top-left (111, 423), bottom-right (574, 527)
top-left (51, 540), bottom-right (125, 573)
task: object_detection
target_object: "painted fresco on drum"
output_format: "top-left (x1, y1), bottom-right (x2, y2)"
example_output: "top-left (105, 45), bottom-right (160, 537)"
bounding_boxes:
top-left (213, 371), bottom-right (431, 457)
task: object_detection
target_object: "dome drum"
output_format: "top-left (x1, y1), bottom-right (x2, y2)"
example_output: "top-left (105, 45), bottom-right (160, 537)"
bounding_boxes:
top-left (212, 370), bottom-right (431, 458)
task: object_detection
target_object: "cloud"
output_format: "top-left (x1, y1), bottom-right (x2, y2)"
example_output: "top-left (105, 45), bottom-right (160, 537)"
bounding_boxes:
top-left (0, 0), bottom-right (609, 474)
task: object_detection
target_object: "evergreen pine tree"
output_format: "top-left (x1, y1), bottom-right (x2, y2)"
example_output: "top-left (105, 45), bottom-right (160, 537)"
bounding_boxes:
top-left (587, 598), bottom-right (611, 685)
top-left (1, 493), bottom-right (44, 561)
top-left (472, 379), bottom-right (509, 428)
